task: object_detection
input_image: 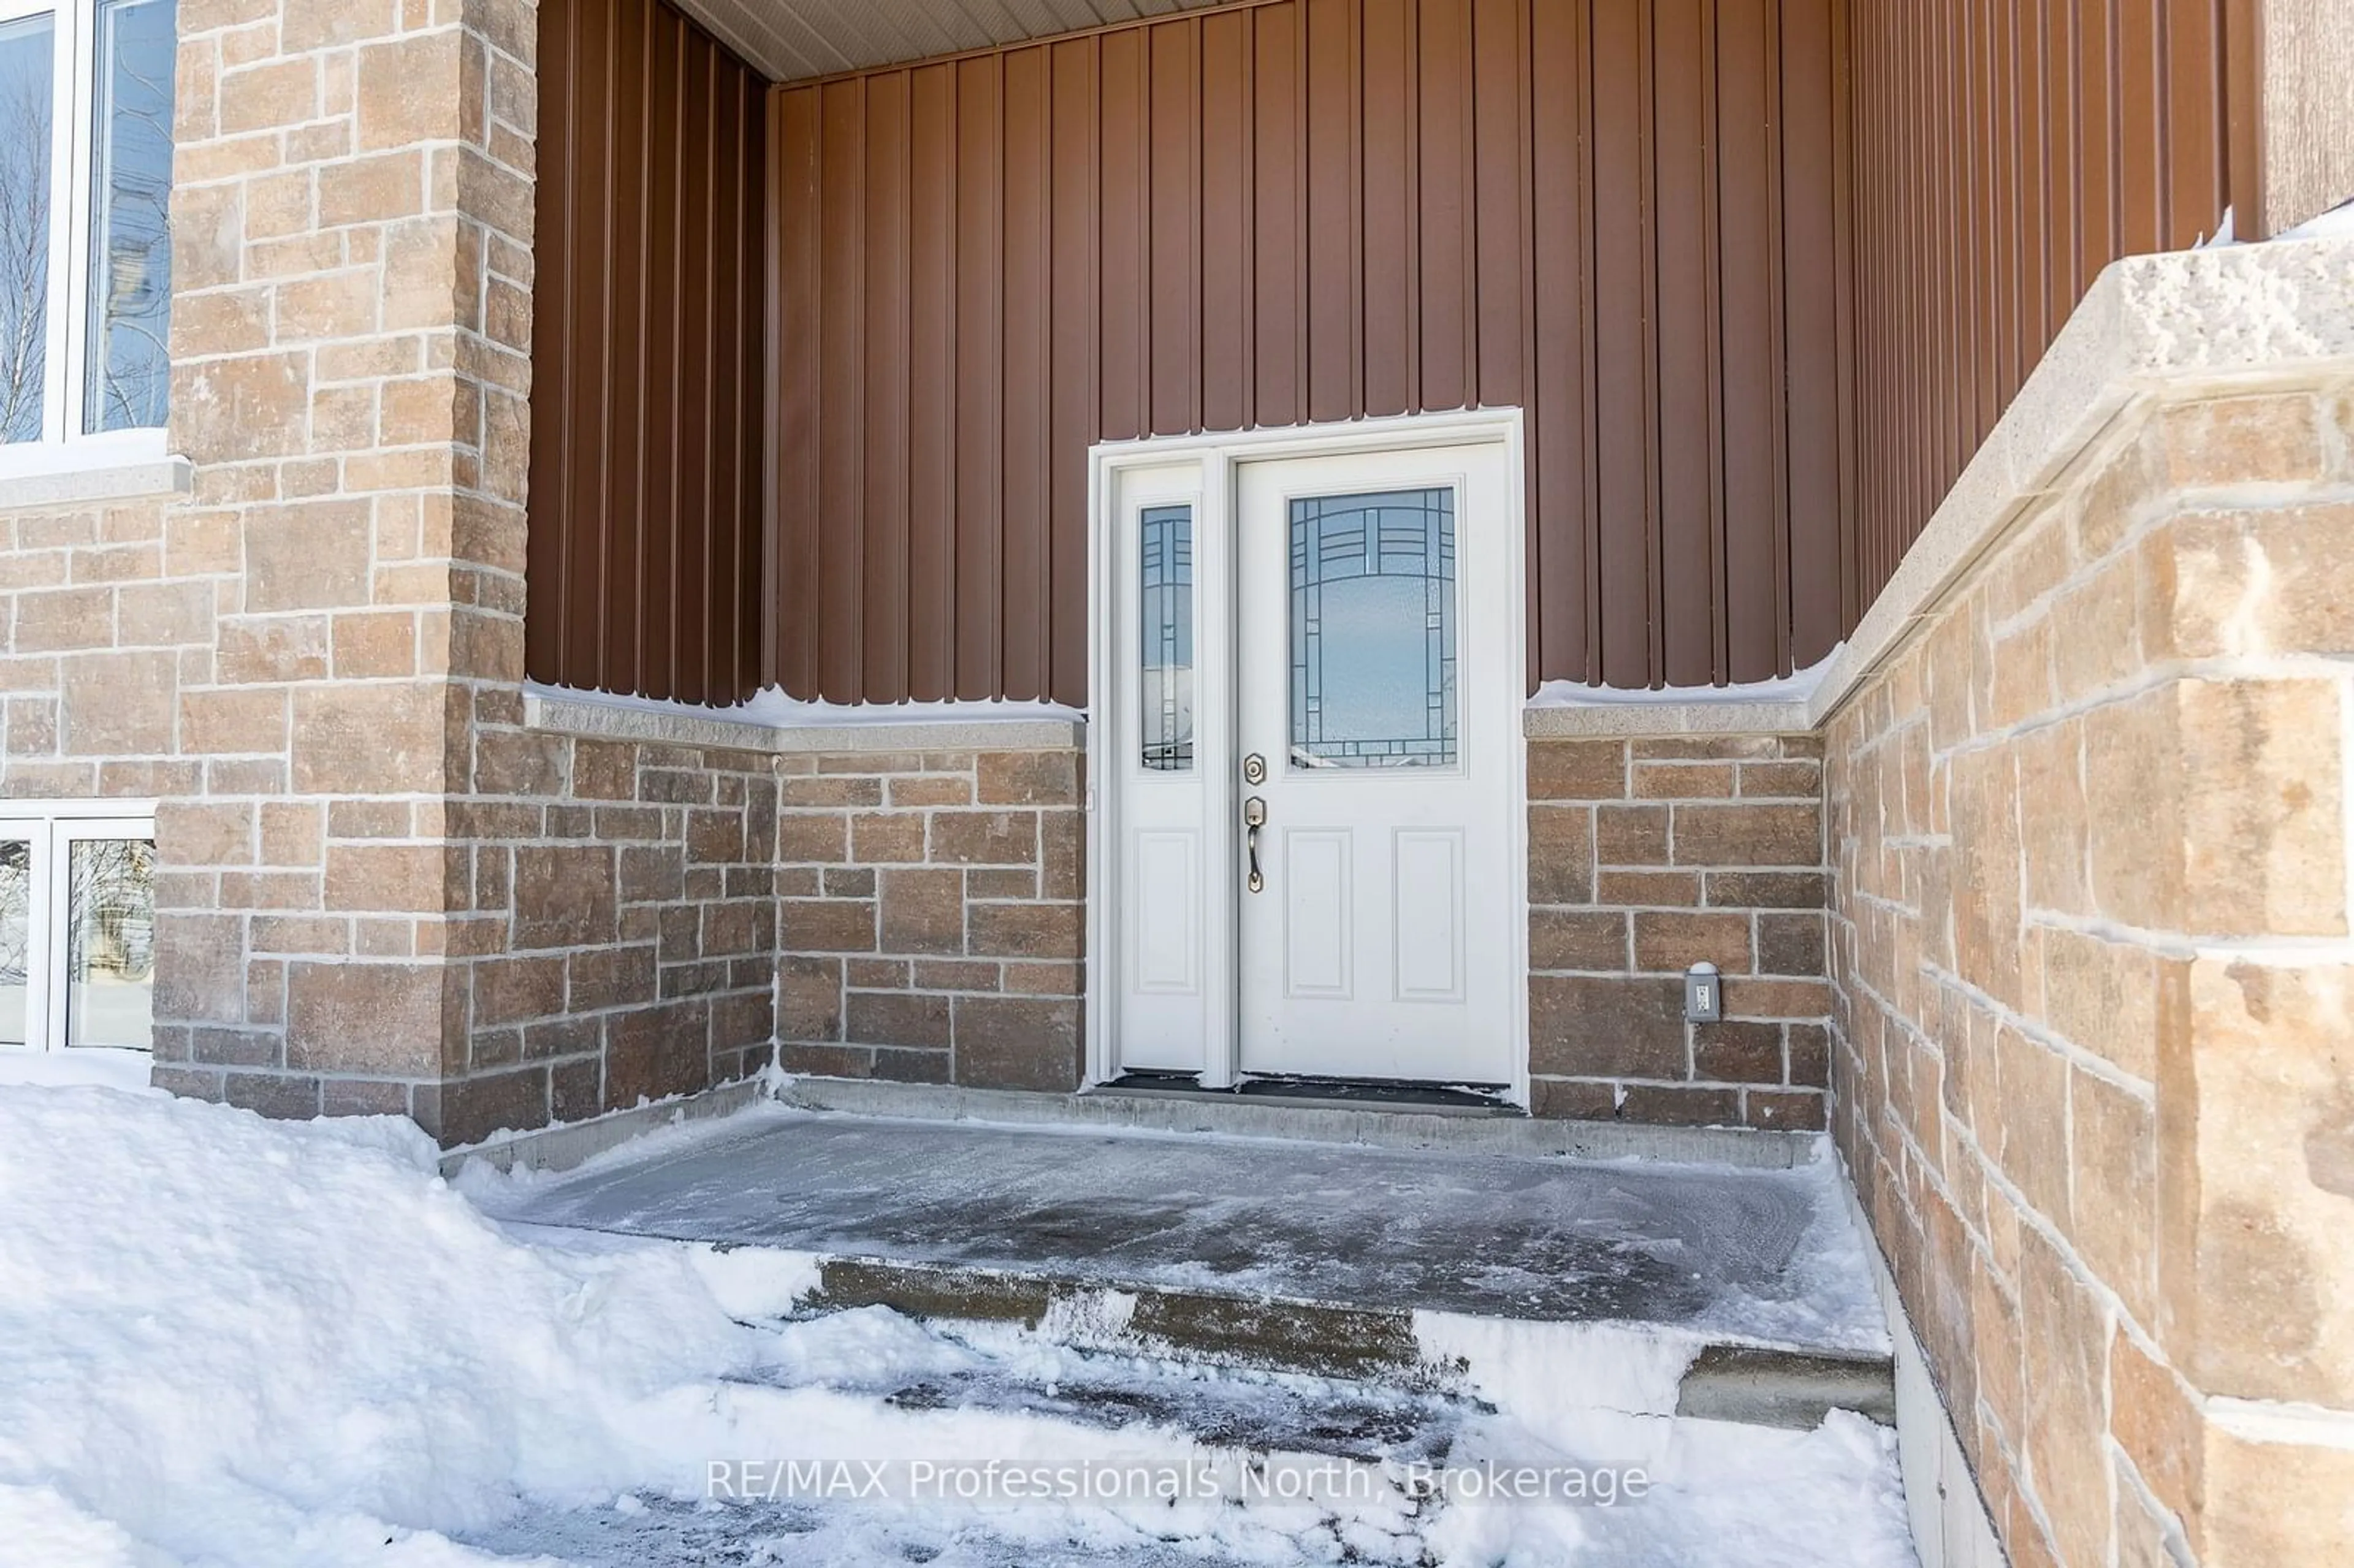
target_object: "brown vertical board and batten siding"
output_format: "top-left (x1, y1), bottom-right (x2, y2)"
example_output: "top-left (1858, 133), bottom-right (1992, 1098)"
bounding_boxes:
top-left (527, 0), bottom-right (768, 705)
top-left (769, 0), bottom-right (1857, 702)
top-left (1844, 0), bottom-right (2250, 612)
top-left (533, 0), bottom-right (2255, 707)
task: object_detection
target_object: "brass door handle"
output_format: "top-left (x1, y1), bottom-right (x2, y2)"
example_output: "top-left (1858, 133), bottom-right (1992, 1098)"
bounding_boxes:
top-left (1244, 796), bottom-right (1267, 893)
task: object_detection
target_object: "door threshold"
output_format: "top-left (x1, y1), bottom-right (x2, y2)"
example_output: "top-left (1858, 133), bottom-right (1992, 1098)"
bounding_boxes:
top-left (1093, 1071), bottom-right (1522, 1118)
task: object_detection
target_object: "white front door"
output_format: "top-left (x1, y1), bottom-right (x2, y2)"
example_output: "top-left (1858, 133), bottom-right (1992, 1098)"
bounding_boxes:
top-left (1231, 445), bottom-right (1518, 1084)
top-left (1097, 422), bottom-right (1523, 1092)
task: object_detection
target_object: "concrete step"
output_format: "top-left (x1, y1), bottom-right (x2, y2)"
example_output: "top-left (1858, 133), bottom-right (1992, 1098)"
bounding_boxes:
top-left (789, 1251), bottom-right (1892, 1430)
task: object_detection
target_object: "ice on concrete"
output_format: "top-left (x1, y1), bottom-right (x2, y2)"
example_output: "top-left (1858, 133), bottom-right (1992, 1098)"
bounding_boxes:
top-left (481, 1107), bottom-right (1891, 1355)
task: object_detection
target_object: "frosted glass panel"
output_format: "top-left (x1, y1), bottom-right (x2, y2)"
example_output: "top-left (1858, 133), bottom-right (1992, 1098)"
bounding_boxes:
top-left (67, 837), bottom-right (153, 1049)
top-left (1140, 504), bottom-right (1194, 771)
top-left (0, 839), bottom-right (28, 1046)
top-left (85, 0), bottom-right (178, 433)
top-left (1289, 489), bottom-right (1457, 768)
top-left (0, 13), bottom-right (55, 444)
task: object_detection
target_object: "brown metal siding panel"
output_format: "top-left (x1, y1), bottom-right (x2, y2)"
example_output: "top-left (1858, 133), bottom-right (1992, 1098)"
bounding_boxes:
top-left (641, 13), bottom-right (684, 697)
top-left (1099, 27), bottom-right (1149, 441)
top-left (1651, 0), bottom-right (1717, 688)
top-left (1360, 0), bottom-right (1414, 419)
top-left (1048, 37), bottom-right (1101, 706)
top-left (906, 63), bottom-right (959, 701)
top-left (1149, 21), bottom-right (1204, 436)
top-left (1414, 0), bottom-right (1473, 416)
top-left (817, 78), bottom-right (866, 701)
top-left (1843, 0), bottom-right (2244, 618)
top-left (525, 0), bottom-right (574, 689)
top-left (1002, 45), bottom-right (1054, 698)
top-left (1781, 0), bottom-right (1842, 669)
top-left (1302, 0), bottom-right (1360, 424)
top-left (560, 0), bottom-right (613, 691)
top-left (1469, 0), bottom-right (1526, 412)
top-left (526, 0), bottom-right (769, 704)
top-left (1250, 3), bottom-right (1304, 429)
top-left (774, 83), bottom-right (821, 698)
top-left (861, 71), bottom-right (912, 704)
top-left (1716, 0), bottom-right (1783, 684)
top-left (1526, 0), bottom-right (1592, 680)
top-left (1199, 11), bottom-right (1255, 435)
top-left (1588, 0), bottom-right (1655, 688)
top-left (954, 55), bottom-right (1005, 699)
top-left (736, 67), bottom-right (769, 704)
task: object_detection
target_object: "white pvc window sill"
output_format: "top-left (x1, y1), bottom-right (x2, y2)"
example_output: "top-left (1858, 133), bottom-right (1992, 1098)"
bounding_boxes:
top-left (0, 432), bottom-right (191, 511)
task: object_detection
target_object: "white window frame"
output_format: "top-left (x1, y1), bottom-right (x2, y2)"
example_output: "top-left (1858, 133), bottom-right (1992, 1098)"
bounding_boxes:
top-left (0, 0), bottom-right (171, 474)
top-left (0, 797), bottom-right (158, 1054)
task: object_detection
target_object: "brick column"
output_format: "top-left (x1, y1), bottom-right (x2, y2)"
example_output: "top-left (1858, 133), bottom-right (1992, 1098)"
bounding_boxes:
top-left (155, 0), bottom-right (540, 1134)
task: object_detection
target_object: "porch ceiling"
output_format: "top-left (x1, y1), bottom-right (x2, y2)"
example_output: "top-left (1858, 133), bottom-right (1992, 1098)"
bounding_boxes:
top-left (676, 0), bottom-right (1240, 82)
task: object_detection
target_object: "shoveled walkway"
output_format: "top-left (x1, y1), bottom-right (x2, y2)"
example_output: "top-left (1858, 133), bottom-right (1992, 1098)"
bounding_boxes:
top-left (486, 1104), bottom-right (1886, 1357)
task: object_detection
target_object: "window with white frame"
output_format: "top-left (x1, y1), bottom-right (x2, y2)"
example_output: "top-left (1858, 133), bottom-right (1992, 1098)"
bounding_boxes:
top-left (0, 0), bottom-right (174, 451)
top-left (0, 805), bottom-right (156, 1053)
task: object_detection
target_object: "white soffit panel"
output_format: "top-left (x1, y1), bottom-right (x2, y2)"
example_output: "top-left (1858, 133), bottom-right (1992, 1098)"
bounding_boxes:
top-left (674, 0), bottom-right (1243, 82)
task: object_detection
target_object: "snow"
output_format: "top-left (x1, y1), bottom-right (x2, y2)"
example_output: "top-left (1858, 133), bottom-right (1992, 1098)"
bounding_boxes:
top-left (526, 680), bottom-right (1084, 730)
top-left (0, 1047), bottom-right (157, 1092)
top-left (1526, 645), bottom-right (1844, 709)
top-left (0, 1078), bottom-right (1919, 1567)
top-left (2278, 197), bottom-right (2354, 241)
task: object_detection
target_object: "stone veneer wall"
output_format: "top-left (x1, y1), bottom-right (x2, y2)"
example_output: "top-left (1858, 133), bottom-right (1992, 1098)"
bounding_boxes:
top-left (1526, 734), bottom-right (1831, 1128)
top-left (1826, 378), bottom-right (2354, 1568)
top-left (775, 740), bottom-right (1087, 1092)
top-left (74, 0), bottom-right (771, 1143)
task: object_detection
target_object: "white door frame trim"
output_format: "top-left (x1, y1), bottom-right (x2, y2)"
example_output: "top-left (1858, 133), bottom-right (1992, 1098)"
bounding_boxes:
top-left (1083, 408), bottom-right (1531, 1106)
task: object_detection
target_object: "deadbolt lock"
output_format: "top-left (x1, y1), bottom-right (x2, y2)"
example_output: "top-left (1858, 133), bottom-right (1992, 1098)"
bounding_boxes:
top-left (1243, 753), bottom-right (1267, 785)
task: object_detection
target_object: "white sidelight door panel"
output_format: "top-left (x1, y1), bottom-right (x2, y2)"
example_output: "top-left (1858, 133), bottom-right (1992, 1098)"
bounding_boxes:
top-left (1107, 463), bottom-right (1232, 1076)
top-left (1233, 445), bottom-right (1518, 1084)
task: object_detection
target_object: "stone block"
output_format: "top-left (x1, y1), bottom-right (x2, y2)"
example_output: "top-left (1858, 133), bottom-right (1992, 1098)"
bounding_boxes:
top-left (61, 651), bottom-right (176, 755)
top-left (1526, 806), bottom-right (1593, 902)
top-left (1670, 802), bottom-right (1821, 867)
top-left (929, 810), bottom-right (1037, 865)
top-left (1632, 910), bottom-right (1752, 974)
top-left (1528, 909), bottom-right (1626, 971)
top-left (953, 994), bottom-right (1081, 1092)
top-left (1529, 975), bottom-right (1687, 1079)
top-left (284, 960), bottom-right (451, 1076)
top-left (1528, 740), bottom-right (1626, 801)
top-left (511, 845), bottom-right (619, 948)
top-left (846, 991), bottom-right (952, 1049)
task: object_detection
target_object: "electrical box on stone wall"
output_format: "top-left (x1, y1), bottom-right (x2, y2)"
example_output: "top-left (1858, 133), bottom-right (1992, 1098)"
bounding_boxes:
top-left (1685, 963), bottom-right (1723, 1024)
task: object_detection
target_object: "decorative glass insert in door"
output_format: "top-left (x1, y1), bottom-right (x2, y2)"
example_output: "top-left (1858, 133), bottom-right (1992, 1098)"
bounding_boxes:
top-left (1140, 503), bottom-right (1194, 771)
top-left (1289, 488), bottom-right (1457, 768)
top-left (66, 836), bottom-right (153, 1048)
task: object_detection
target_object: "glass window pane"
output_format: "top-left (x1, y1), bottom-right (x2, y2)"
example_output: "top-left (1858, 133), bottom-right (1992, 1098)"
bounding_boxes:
top-left (0, 839), bottom-right (29, 1046)
top-left (1289, 488), bottom-right (1458, 769)
top-left (67, 837), bottom-right (154, 1050)
top-left (0, 13), bottom-right (55, 444)
top-left (85, 0), bottom-right (176, 434)
top-left (1140, 504), bottom-right (1194, 772)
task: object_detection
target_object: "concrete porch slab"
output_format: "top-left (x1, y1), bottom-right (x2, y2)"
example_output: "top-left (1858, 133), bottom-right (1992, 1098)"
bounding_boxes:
top-left (487, 1107), bottom-right (1887, 1366)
